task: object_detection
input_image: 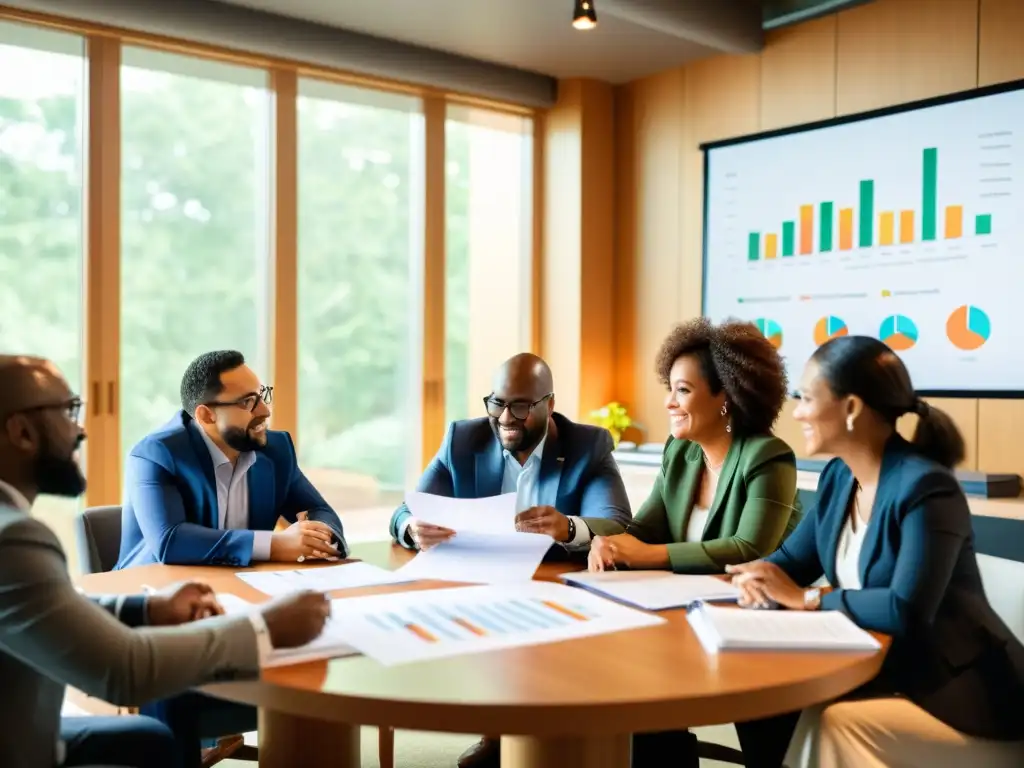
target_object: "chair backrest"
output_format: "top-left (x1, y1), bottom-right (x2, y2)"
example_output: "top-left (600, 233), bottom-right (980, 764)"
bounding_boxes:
top-left (75, 505), bottom-right (123, 575)
top-left (977, 553), bottom-right (1024, 643)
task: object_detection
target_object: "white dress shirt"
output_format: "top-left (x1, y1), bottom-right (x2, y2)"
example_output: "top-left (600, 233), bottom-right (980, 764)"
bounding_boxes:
top-left (834, 512), bottom-right (869, 589)
top-left (0, 478), bottom-right (30, 512)
top-left (193, 422), bottom-right (273, 560)
top-left (684, 505), bottom-right (710, 543)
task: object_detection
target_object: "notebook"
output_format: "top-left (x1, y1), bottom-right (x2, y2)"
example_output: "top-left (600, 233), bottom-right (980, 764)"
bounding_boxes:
top-left (558, 570), bottom-right (740, 610)
top-left (686, 601), bottom-right (881, 653)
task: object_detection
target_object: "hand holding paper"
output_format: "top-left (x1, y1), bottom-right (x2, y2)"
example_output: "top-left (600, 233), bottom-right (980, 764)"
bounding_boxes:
top-left (405, 491), bottom-right (518, 534)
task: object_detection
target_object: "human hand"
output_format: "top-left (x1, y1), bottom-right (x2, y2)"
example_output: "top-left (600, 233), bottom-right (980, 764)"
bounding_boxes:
top-left (588, 533), bottom-right (665, 569)
top-left (514, 505), bottom-right (569, 542)
top-left (270, 519), bottom-right (340, 562)
top-left (147, 581), bottom-right (223, 626)
top-left (259, 590), bottom-right (331, 649)
top-left (407, 518), bottom-right (455, 550)
top-left (725, 561), bottom-right (805, 610)
top-left (588, 536), bottom-right (617, 572)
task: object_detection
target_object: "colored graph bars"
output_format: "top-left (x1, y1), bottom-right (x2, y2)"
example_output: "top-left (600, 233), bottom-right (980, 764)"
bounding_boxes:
top-left (746, 148), bottom-right (994, 260)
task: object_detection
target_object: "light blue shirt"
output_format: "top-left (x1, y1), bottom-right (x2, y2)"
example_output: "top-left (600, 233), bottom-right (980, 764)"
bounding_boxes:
top-left (193, 422), bottom-right (273, 560)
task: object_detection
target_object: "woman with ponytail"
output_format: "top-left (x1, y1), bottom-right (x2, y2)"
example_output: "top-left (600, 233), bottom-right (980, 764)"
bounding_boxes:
top-left (727, 335), bottom-right (1024, 767)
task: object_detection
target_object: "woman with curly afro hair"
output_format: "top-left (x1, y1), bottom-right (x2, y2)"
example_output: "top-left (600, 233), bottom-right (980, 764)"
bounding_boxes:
top-left (589, 317), bottom-right (801, 575)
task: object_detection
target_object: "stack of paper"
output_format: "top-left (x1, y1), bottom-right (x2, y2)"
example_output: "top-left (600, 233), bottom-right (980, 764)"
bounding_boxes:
top-left (235, 562), bottom-right (412, 597)
top-left (328, 581), bottom-right (667, 666)
top-left (215, 594), bottom-right (360, 667)
top-left (686, 602), bottom-right (882, 653)
top-left (559, 571), bottom-right (739, 610)
top-left (395, 492), bottom-right (553, 584)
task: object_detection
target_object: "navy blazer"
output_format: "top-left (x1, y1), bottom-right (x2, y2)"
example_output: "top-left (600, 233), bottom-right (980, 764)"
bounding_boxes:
top-left (116, 411), bottom-right (346, 569)
top-left (389, 412), bottom-right (632, 548)
top-left (767, 436), bottom-right (1024, 740)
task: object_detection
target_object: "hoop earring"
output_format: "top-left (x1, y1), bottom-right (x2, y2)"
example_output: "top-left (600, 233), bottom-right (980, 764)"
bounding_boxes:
top-left (846, 415), bottom-right (855, 432)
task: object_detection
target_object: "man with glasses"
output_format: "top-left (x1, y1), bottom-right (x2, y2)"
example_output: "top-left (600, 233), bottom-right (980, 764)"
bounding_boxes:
top-left (0, 354), bottom-right (332, 768)
top-left (117, 350), bottom-right (346, 568)
top-left (389, 352), bottom-right (631, 766)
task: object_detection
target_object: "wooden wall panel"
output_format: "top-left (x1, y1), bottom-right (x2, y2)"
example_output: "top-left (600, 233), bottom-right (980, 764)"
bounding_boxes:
top-left (835, 0), bottom-right (979, 115)
top-left (612, 85), bottom-right (637, 418)
top-left (760, 15), bottom-right (838, 130)
top-left (978, 401), bottom-right (1024, 476)
top-left (979, 0), bottom-right (1024, 86)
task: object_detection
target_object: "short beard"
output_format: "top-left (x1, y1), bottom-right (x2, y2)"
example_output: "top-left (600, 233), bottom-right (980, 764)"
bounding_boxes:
top-left (222, 422), bottom-right (267, 453)
top-left (34, 434), bottom-right (86, 498)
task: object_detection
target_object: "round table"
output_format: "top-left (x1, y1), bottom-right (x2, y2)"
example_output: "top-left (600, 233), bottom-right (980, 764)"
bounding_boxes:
top-left (79, 541), bottom-right (888, 768)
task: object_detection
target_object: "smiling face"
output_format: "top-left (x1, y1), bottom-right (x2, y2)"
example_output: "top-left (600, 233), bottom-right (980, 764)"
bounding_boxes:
top-left (664, 353), bottom-right (727, 442)
top-left (792, 359), bottom-right (854, 456)
top-left (194, 364), bottom-right (272, 453)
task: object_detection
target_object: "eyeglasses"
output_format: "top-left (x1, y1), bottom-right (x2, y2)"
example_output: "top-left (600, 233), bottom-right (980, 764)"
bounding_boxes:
top-left (11, 398), bottom-right (84, 425)
top-left (205, 385), bottom-right (273, 413)
top-left (483, 393), bottom-right (552, 421)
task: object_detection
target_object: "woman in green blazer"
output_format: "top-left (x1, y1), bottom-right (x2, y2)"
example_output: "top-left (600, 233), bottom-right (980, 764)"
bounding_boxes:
top-left (590, 317), bottom-right (800, 574)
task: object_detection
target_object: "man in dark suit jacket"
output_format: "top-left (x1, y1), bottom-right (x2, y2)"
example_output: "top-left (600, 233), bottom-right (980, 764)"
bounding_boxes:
top-left (0, 354), bottom-right (329, 768)
top-left (389, 352), bottom-right (632, 768)
top-left (117, 350), bottom-right (346, 569)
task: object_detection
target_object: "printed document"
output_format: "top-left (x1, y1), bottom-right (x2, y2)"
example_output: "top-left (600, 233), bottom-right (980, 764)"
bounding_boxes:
top-left (686, 602), bottom-right (882, 653)
top-left (330, 581), bottom-right (666, 666)
top-left (560, 571), bottom-right (739, 610)
top-left (214, 593), bottom-right (360, 667)
top-left (397, 492), bottom-right (553, 584)
top-left (235, 562), bottom-right (413, 597)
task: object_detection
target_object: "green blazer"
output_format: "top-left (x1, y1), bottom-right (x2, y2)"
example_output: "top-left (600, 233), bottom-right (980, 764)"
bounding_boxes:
top-left (626, 433), bottom-right (800, 574)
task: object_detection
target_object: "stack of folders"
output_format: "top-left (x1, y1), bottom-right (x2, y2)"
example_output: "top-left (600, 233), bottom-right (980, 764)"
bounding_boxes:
top-left (686, 601), bottom-right (882, 654)
top-left (558, 571), bottom-right (740, 611)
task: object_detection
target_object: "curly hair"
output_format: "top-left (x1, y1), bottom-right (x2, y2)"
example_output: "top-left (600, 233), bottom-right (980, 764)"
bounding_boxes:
top-left (655, 317), bottom-right (788, 436)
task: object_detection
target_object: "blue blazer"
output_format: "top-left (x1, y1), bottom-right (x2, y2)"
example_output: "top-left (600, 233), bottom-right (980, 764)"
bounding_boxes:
top-left (767, 436), bottom-right (1024, 740)
top-left (389, 412), bottom-right (632, 549)
top-left (116, 411), bottom-right (346, 569)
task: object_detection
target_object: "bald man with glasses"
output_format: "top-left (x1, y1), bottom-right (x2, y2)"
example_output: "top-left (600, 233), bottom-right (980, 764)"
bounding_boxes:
top-left (117, 349), bottom-right (346, 569)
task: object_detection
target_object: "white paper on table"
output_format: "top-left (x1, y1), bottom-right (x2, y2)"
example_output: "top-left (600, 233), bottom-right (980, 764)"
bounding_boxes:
top-left (212, 593), bottom-right (361, 667)
top-left (559, 571), bottom-right (739, 611)
top-left (234, 562), bottom-right (413, 597)
top-left (686, 602), bottom-right (882, 654)
top-left (395, 530), bottom-right (553, 585)
top-left (404, 491), bottom-right (518, 534)
top-left (330, 581), bottom-right (666, 666)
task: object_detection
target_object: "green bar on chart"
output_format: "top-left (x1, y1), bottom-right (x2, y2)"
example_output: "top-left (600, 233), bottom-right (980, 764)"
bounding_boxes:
top-left (819, 201), bottom-right (834, 252)
top-left (859, 180), bottom-right (874, 248)
top-left (748, 232), bottom-right (760, 260)
top-left (922, 148), bottom-right (937, 241)
top-left (975, 214), bottom-right (992, 236)
top-left (782, 221), bottom-right (795, 256)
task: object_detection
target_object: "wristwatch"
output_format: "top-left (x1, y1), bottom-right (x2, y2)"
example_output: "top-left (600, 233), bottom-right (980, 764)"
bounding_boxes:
top-left (803, 587), bottom-right (822, 610)
top-left (563, 517), bottom-right (577, 544)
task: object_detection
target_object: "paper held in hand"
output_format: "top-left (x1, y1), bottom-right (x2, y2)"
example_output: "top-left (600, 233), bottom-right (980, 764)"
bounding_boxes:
top-left (686, 601), bottom-right (882, 653)
top-left (215, 593), bottom-right (360, 667)
top-left (234, 562), bottom-right (412, 597)
top-left (559, 571), bottom-right (740, 611)
top-left (396, 492), bottom-right (553, 584)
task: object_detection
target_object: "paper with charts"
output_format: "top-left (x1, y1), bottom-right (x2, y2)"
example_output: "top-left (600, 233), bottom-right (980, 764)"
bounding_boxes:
top-left (559, 571), bottom-right (740, 611)
top-left (330, 581), bottom-right (666, 666)
top-left (216, 593), bottom-right (360, 667)
top-left (686, 602), bottom-right (881, 653)
top-left (396, 492), bottom-right (552, 584)
top-left (235, 562), bottom-right (413, 597)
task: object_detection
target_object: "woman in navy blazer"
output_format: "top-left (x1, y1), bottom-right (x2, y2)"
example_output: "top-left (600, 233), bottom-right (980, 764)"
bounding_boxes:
top-left (727, 336), bottom-right (1024, 768)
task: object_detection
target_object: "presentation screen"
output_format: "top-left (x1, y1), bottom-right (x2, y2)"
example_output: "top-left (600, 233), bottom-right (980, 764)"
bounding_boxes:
top-left (702, 80), bottom-right (1024, 397)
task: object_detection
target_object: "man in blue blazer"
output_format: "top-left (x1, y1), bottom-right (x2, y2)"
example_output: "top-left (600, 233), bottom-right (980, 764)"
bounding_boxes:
top-left (389, 353), bottom-right (632, 768)
top-left (117, 350), bottom-right (347, 569)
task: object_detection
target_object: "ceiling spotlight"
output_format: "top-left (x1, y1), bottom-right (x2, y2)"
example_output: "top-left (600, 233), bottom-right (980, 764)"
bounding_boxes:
top-left (573, 0), bottom-right (598, 30)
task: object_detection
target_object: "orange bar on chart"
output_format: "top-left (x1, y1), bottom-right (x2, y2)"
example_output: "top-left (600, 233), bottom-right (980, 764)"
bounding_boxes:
top-left (542, 600), bottom-right (589, 622)
top-left (799, 205), bottom-right (813, 254)
top-left (839, 208), bottom-right (853, 250)
top-left (879, 211), bottom-right (894, 245)
top-left (406, 623), bottom-right (438, 643)
top-left (945, 205), bottom-right (963, 238)
top-left (764, 233), bottom-right (778, 259)
top-left (453, 617), bottom-right (487, 636)
top-left (899, 210), bottom-right (914, 243)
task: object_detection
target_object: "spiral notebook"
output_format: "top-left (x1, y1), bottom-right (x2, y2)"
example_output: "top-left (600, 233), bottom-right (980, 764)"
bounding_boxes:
top-left (686, 601), bottom-right (882, 653)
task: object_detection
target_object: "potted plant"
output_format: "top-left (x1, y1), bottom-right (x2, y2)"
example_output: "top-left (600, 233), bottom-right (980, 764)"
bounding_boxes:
top-left (588, 401), bottom-right (639, 448)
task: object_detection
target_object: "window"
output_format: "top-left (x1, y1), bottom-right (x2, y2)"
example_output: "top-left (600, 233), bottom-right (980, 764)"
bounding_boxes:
top-left (296, 80), bottom-right (424, 540)
top-left (119, 48), bottom-right (272, 455)
top-left (444, 106), bottom-right (533, 423)
top-left (0, 21), bottom-right (86, 524)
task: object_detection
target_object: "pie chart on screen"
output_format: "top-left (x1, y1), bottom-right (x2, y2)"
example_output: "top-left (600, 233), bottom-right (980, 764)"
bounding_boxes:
top-left (879, 315), bottom-right (918, 351)
top-left (946, 305), bottom-right (990, 351)
top-left (814, 316), bottom-right (848, 346)
top-left (755, 318), bottom-right (783, 349)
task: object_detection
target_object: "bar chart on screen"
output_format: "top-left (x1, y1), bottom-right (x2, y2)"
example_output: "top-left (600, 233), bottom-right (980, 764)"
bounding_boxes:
top-left (332, 582), bottom-right (665, 665)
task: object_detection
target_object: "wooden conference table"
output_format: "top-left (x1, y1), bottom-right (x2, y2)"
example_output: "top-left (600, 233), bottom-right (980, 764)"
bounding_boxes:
top-left (79, 541), bottom-right (888, 768)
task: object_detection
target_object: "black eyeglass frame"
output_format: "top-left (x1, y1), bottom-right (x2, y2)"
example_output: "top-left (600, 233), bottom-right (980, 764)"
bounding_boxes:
top-left (482, 392), bottom-right (553, 421)
top-left (4, 397), bottom-right (84, 425)
top-left (204, 385), bottom-right (274, 413)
